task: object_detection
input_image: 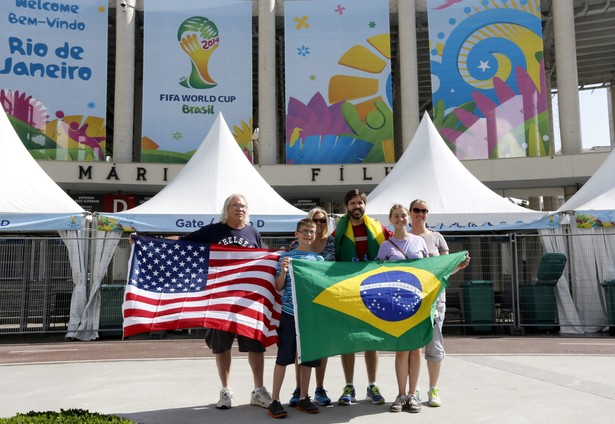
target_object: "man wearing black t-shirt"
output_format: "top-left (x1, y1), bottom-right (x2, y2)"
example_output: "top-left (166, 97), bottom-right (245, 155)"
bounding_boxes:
top-left (182, 193), bottom-right (272, 410)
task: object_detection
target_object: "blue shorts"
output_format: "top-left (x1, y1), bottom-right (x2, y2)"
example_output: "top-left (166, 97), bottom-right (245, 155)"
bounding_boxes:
top-left (276, 312), bottom-right (321, 367)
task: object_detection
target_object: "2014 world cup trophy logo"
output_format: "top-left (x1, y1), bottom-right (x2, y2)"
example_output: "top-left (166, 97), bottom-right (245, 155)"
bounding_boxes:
top-left (178, 16), bottom-right (220, 89)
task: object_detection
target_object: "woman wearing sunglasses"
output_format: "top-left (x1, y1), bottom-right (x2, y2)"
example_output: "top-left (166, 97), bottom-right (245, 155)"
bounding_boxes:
top-left (409, 199), bottom-right (470, 409)
top-left (287, 207), bottom-right (335, 408)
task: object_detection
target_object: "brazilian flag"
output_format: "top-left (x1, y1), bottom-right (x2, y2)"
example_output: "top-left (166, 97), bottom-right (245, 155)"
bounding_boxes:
top-left (290, 252), bottom-right (467, 362)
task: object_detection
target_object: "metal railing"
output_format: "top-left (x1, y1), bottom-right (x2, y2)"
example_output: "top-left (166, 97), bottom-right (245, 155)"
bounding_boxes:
top-left (1, 232), bottom-right (613, 336)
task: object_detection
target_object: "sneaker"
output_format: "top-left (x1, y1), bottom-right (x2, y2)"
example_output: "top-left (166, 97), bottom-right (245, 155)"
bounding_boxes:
top-left (428, 387), bottom-right (441, 407)
top-left (390, 394), bottom-right (407, 413)
top-left (216, 387), bottom-right (233, 409)
top-left (268, 400), bottom-right (288, 418)
top-left (408, 394), bottom-right (422, 413)
top-left (297, 396), bottom-right (319, 414)
top-left (366, 384), bottom-right (385, 405)
top-left (337, 384), bottom-right (356, 405)
top-left (314, 386), bottom-right (331, 406)
top-left (415, 386), bottom-right (423, 403)
top-left (251, 386), bottom-right (273, 408)
top-left (288, 388), bottom-right (300, 407)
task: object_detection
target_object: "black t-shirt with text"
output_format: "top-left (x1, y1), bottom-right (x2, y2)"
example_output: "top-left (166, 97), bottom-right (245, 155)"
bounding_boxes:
top-left (181, 222), bottom-right (262, 248)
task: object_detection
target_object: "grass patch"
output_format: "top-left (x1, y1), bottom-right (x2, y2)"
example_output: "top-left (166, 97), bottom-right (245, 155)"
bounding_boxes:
top-left (0, 409), bottom-right (135, 423)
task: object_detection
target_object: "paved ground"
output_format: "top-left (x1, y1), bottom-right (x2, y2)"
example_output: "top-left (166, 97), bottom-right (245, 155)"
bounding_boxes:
top-left (1, 332), bottom-right (614, 423)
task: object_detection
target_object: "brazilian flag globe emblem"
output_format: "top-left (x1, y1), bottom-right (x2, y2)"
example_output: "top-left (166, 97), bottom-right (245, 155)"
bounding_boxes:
top-left (314, 266), bottom-right (440, 337)
top-left (290, 252), bottom-right (467, 362)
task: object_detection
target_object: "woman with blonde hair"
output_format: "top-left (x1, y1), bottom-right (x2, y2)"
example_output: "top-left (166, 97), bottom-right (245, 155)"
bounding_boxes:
top-left (305, 207), bottom-right (335, 260)
top-left (376, 203), bottom-right (428, 413)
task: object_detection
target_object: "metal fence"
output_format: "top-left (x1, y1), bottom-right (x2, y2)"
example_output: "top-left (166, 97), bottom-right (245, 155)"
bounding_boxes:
top-left (1, 232), bottom-right (613, 336)
top-left (0, 237), bottom-right (74, 333)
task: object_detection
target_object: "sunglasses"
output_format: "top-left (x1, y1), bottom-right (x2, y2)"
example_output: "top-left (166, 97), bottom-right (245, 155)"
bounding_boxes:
top-left (312, 218), bottom-right (327, 224)
top-left (412, 208), bottom-right (429, 214)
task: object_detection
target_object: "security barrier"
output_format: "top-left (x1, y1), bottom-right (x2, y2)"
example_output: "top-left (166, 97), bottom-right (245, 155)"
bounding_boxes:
top-left (1, 232), bottom-right (614, 336)
top-left (601, 280), bottom-right (615, 335)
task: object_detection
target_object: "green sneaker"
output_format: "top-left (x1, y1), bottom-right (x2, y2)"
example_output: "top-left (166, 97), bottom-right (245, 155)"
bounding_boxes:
top-left (337, 384), bottom-right (356, 405)
top-left (428, 387), bottom-right (441, 407)
top-left (366, 384), bottom-right (385, 405)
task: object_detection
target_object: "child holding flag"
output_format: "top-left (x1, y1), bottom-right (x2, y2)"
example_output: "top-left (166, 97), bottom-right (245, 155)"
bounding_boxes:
top-left (268, 218), bottom-right (324, 418)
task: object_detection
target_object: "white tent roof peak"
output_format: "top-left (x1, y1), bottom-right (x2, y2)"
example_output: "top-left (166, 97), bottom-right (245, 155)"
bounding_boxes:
top-left (0, 106), bottom-right (85, 230)
top-left (105, 112), bottom-right (305, 233)
top-left (367, 113), bottom-right (548, 230)
top-left (126, 112), bottom-right (304, 215)
top-left (557, 147), bottom-right (615, 212)
top-left (0, 106), bottom-right (84, 214)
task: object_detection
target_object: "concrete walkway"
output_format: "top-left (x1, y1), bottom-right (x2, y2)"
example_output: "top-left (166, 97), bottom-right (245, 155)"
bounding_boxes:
top-left (1, 337), bottom-right (614, 423)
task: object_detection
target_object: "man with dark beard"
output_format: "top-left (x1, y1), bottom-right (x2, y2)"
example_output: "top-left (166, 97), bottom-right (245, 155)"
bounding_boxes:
top-left (333, 189), bottom-right (392, 406)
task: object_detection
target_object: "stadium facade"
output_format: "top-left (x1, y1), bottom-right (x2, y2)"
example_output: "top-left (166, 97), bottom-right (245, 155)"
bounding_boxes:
top-left (3, 0), bottom-right (615, 214)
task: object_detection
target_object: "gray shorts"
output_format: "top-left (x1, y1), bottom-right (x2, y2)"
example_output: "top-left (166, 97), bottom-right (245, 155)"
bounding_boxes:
top-left (425, 301), bottom-right (446, 362)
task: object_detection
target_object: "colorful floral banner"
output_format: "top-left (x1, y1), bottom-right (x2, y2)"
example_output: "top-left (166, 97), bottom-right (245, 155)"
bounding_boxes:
top-left (427, 0), bottom-right (550, 160)
top-left (284, 0), bottom-right (393, 164)
top-left (141, 0), bottom-right (253, 164)
top-left (576, 211), bottom-right (615, 229)
top-left (0, 0), bottom-right (108, 161)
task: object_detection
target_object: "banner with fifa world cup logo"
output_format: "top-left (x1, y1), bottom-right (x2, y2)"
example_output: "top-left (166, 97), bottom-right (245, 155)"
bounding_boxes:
top-left (0, 0), bottom-right (108, 161)
top-left (428, 0), bottom-right (551, 159)
top-left (141, 0), bottom-right (253, 163)
top-left (284, 0), bottom-right (393, 164)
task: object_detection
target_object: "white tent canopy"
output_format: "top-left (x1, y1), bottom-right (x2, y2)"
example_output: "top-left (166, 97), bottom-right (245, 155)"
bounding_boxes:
top-left (367, 114), bottom-right (551, 231)
top-left (0, 106), bottom-right (89, 338)
top-left (0, 107), bottom-right (86, 231)
top-left (557, 147), bottom-right (615, 214)
top-left (546, 146), bottom-right (615, 334)
top-left (99, 113), bottom-right (306, 234)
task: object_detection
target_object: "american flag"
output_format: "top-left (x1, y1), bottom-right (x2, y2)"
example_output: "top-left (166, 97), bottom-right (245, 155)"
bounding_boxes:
top-left (123, 235), bottom-right (282, 346)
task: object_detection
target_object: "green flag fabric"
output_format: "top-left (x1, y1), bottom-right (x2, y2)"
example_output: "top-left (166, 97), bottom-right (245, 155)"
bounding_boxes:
top-left (290, 251), bottom-right (467, 362)
top-left (334, 214), bottom-right (387, 261)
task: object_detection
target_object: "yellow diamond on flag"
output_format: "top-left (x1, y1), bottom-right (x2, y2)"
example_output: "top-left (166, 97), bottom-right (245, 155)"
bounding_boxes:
top-left (313, 265), bottom-right (441, 337)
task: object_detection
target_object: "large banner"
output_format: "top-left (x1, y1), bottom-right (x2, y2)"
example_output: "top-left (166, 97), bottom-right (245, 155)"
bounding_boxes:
top-left (0, 0), bottom-right (108, 161)
top-left (284, 0), bottom-right (393, 164)
top-left (575, 211), bottom-right (615, 229)
top-left (428, 0), bottom-right (551, 160)
top-left (141, 0), bottom-right (253, 163)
